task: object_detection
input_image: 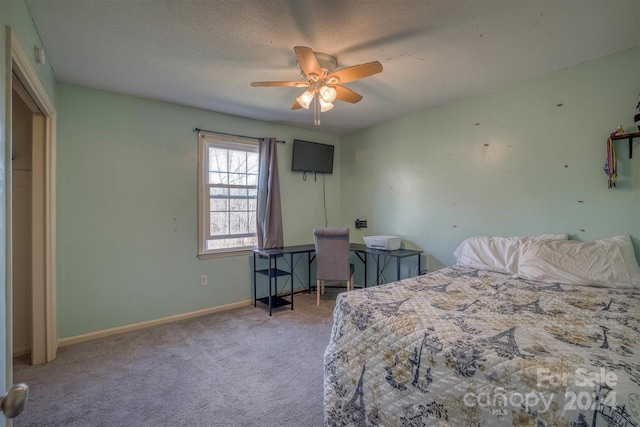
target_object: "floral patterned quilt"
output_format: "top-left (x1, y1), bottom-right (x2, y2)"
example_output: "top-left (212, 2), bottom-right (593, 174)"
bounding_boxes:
top-left (323, 266), bottom-right (640, 427)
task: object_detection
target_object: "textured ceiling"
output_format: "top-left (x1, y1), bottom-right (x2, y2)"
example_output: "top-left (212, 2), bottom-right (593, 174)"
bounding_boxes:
top-left (26, 0), bottom-right (640, 135)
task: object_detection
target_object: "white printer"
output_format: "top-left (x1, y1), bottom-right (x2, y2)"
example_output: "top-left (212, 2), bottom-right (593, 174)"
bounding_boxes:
top-left (363, 235), bottom-right (401, 251)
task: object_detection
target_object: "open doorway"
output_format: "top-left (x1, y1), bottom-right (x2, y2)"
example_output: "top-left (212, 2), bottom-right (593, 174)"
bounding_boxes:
top-left (7, 27), bottom-right (57, 366)
top-left (11, 83), bottom-right (39, 360)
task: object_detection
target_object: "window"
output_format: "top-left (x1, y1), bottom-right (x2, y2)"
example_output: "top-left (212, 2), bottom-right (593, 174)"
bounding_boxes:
top-left (198, 133), bottom-right (259, 257)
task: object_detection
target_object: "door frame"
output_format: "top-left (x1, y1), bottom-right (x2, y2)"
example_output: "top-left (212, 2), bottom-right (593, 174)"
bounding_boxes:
top-left (5, 26), bottom-right (57, 366)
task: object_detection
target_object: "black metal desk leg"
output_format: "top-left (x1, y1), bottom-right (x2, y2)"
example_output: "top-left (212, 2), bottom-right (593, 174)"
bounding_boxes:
top-left (308, 252), bottom-right (312, 294)
top-left (376, 254), bottom-right (381, 286)
top-left (397, 257), bottom-right (401, 281)
top-left (364, 253), bottom-right (367, 288)
top-left (272, 257), bottom-right (279, 316)
top-left (253, 253), bottom-right (257, 307)
top-left (267, 257), bottom-right (273, 316)
top-left (290, 253), bottom-right (294, 310)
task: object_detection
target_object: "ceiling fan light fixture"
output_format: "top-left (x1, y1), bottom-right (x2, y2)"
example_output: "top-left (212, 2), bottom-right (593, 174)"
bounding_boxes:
top-left (319, 99), bottom-right (334, 112)
top-left (319, 86), bottom-right (337, 103)
top-left (296, 90), bottom-right (314, 109)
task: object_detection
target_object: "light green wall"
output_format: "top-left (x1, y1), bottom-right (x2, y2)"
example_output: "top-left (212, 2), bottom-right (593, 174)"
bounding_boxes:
top-left (342, 47), bottom-right (640, 270)
top-left (56, 85), bottom-right (340, 338)
top-left (1, 0), bottom-right (56, 388)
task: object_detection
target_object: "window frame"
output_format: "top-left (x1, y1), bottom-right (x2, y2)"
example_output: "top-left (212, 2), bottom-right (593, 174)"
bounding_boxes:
top-left (197, 133), bottom-right (259, 259)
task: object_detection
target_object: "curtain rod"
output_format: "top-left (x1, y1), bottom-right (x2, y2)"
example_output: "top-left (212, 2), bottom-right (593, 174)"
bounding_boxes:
top-left (193, 128), bottom-right (285, 144)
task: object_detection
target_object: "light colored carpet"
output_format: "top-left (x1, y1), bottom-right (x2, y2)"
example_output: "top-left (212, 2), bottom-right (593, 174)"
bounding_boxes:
top-left (13, 290), bottom-right (340, 427)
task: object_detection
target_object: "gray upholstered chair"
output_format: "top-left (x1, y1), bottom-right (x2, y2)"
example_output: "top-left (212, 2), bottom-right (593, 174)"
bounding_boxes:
top-left (313, 228), bottom-right (355, 306)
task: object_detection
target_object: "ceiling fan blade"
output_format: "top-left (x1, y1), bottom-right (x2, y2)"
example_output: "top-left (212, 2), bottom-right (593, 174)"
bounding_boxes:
top-left (251, 81), bottom-right (309, 87)
top-left (334, 86), bottom-right (363, 104)
top-left (291, 100), bottom-right (303, 110)
top-left (327, 61), bottom-right (383, 84)
top-left (294, 46), bottom-right (322, 79)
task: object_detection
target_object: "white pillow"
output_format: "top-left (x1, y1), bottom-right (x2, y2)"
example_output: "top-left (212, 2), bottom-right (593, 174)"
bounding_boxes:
top-left (517, 237), bottom-right (637, 288)
top-left (599, 235), bottom-right (640, 288)
top-left (454, 236), bottom-right (520, 274)
top-left (453, 233), bottom-right (569, 274)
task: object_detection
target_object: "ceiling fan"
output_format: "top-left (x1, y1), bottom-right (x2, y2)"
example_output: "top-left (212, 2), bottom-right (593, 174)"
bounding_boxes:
top-left (251, 46), bottom-right (383, 125)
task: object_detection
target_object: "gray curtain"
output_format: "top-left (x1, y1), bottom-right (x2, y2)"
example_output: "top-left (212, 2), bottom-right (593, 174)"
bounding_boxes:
top-left (257, 137), bottom-right (284, 249)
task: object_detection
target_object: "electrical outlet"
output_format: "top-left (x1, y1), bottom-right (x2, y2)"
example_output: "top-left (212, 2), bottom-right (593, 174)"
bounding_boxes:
top-left (200, 275), bottom-right (208, 286)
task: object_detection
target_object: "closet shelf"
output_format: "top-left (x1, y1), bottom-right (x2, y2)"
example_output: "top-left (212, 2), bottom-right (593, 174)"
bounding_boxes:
top-left (611, 131), bottom-right (640, 158)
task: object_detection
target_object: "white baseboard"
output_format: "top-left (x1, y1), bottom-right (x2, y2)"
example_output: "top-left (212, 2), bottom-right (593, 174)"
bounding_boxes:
top-left (58, 299), bottom-right (252, 347)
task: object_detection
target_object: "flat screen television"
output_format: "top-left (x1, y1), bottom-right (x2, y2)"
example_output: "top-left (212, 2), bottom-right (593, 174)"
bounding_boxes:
top-left (291, 139), bottom-right (334, 174)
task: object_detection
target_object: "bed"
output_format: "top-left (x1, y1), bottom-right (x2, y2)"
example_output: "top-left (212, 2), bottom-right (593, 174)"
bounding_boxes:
top-left (323, 235), bottom-right (640, 426)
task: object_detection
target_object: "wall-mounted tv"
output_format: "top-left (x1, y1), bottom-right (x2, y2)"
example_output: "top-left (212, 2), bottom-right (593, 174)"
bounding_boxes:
top-left (291, 139), bottom-right (334, 174)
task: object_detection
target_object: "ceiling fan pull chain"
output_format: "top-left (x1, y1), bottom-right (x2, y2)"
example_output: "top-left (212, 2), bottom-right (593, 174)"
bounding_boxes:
top-left (314, 95), bottom-right (320, 126)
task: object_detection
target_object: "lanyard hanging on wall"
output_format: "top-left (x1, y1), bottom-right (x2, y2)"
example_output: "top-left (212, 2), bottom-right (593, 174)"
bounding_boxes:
top-left (604, 125), bottom-right (624, 188)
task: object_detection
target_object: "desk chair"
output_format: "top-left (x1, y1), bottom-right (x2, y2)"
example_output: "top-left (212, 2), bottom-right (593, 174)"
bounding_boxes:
top-left (313, 228), bottom-right (355, 306)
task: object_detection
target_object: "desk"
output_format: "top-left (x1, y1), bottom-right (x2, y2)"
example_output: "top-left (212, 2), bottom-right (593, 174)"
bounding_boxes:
top-left (349, 244), bottom-right (423, 287)
top-left (252, 245), bottom-right (315, 316)
top-left (252, 244), bottom-right (422, 315)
